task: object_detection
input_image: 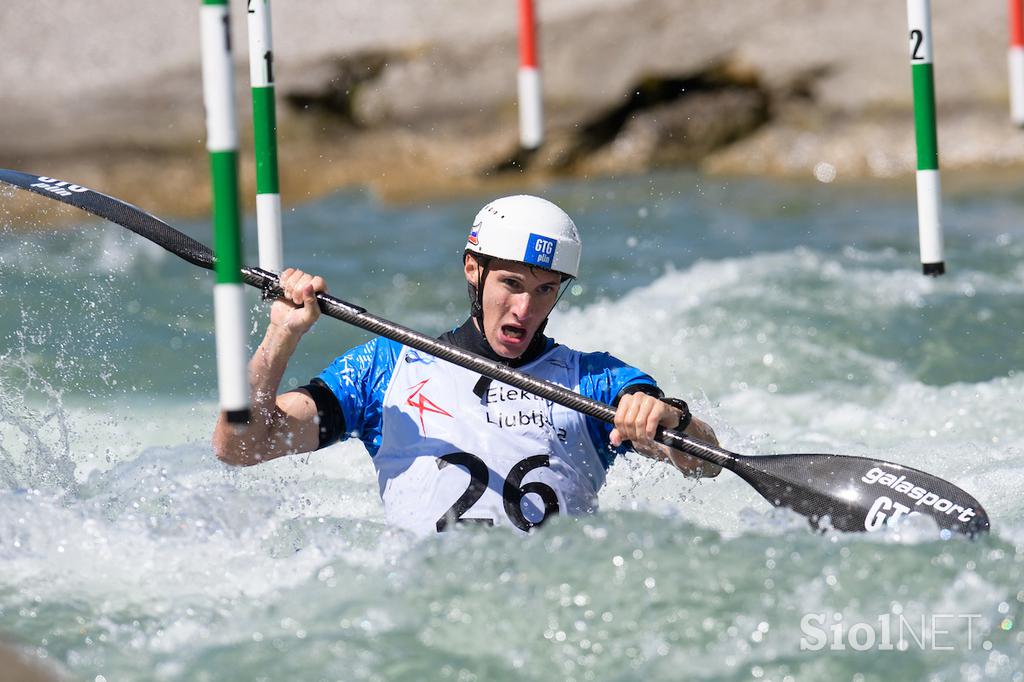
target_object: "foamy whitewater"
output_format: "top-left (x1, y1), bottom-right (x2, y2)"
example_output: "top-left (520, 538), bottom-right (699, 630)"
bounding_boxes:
top-left (1, 171), bottom-right (1022, 680)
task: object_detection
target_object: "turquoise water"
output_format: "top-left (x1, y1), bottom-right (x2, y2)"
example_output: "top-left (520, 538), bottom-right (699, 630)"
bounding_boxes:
top-left (1, 170), bottom-right (1022, 680)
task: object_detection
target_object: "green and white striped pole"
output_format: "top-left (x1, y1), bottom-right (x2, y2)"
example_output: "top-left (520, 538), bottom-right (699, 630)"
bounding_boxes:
top-left (907, 0), bottom-right (945, 276)
top-left (247, 0), bottom-right (283, 272)
top-left (201, 0), bottom-right (250, 423)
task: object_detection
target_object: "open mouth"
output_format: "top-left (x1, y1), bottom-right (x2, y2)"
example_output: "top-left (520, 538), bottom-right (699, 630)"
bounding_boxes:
top-left (501, 324), bottom-right (528, 342)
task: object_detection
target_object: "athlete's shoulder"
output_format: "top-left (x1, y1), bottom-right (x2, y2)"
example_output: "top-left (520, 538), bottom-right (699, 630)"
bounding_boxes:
top-left (577, 349), bottom-right (635, 371)
top-left (575, 349), bottom-right (657, 403)
top-left (316, 337), bottom-right (405, 451)
top-left (318, 337), bottom-right (403, 390)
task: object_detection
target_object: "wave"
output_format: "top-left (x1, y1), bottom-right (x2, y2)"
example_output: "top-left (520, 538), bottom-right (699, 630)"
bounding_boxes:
top-left (551, 246), bottom-right (1024, 391)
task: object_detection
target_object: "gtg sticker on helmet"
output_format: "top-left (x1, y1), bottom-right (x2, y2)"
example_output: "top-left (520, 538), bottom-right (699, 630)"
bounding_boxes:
top-left (524, 233), bottom-right (557, 268)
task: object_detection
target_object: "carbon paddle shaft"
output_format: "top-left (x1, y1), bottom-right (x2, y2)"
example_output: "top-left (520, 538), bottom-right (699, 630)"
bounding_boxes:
top-left (243, 266), bottom-right (989, 537)
top-left (0, 168), bottom-right (990, 536)
top-left (242, 266), bottom-right (733, 467)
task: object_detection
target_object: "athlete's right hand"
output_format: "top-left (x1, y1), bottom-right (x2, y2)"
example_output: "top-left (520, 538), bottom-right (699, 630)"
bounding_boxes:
top-left (269, 268), bottom-right (327, 338)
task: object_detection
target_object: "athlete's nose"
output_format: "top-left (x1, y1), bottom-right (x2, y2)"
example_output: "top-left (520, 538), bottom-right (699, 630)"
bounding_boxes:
top-left (510, 292), bottom-right (536, 321)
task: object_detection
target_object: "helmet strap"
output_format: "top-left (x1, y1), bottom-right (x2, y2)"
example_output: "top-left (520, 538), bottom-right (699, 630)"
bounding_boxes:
top-left (467, 254), bottom-right (490, 327)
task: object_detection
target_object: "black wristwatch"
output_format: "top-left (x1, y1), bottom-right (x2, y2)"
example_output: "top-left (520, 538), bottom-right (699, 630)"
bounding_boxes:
top-left (661, 397), bottom-right (692, 432)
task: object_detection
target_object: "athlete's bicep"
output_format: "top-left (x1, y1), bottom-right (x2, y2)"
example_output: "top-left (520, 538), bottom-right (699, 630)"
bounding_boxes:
top-left (275, 389), bottom-right (321, 454)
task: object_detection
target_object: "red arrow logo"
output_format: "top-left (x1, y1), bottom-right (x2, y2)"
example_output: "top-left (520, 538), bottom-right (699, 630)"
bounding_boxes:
top-left (406, 379), bottom-right (453, 434)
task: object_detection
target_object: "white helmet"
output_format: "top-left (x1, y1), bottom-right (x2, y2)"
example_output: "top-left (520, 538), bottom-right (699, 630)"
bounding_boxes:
top-left (465, 195), bottom-right (581, 279)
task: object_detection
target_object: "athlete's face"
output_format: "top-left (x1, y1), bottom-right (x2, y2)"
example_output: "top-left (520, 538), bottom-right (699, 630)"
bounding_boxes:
top-left (465, 257), bottom-right (562, 358)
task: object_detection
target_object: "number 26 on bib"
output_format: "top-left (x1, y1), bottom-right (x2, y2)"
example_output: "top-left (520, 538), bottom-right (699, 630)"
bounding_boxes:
top-left (435, 452), bottom-right (560, 532)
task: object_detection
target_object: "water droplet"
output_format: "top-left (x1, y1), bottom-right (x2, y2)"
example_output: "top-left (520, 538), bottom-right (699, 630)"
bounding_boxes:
top-left (814, 162), bottom-right (837, 183)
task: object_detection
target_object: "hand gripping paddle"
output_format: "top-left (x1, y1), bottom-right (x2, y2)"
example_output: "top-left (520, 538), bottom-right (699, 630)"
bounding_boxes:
top-left (0, 169), bottom-right (991, 537)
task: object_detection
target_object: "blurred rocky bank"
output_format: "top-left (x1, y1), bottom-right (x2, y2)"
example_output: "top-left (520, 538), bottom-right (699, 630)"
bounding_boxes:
top-left (2, 0), bottom-right (1023, 218)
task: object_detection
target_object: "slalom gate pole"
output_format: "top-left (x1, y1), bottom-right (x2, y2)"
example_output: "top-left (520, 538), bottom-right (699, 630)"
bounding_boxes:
top-left (247, 0), bottom-right (284, 272)
top-left (200, 0), bottom-right (250, 423)
top-left (907, 0), bottom-right (946, 276)
top-left (517, 0), bottom-right (544, 150)
top-left (1010, 0), bottom-right (1024, 126)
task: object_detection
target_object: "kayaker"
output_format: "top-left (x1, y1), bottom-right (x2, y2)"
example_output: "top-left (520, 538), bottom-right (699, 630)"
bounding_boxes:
top-left (213, 195), bottom-right (720, 533)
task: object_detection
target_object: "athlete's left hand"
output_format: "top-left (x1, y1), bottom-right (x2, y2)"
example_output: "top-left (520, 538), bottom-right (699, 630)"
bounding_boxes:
top-left (609, 392), bottom-right (681, 449)
top-left (610, 392), bottom-right (722, 478)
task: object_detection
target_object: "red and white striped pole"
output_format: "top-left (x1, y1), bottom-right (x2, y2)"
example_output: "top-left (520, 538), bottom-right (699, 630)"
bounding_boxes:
top-left (1010, 0), bottom-right (1024, 126)
top-left (517, 0), bottom-right (543, 150)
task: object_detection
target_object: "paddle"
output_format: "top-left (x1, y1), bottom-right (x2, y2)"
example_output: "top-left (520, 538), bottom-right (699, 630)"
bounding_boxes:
top-left (0, 168), bottom-right (991, 537)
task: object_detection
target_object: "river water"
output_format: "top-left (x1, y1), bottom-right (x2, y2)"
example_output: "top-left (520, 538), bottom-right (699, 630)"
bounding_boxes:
top-left (1, 170), bottom-right (1022, 680)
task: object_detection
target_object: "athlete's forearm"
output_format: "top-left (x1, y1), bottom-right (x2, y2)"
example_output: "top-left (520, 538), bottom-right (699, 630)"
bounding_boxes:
top-left (250, 323), bottom-right (302, 407)
top-left (213, 324), bottom-right (304, 466)
top-left (634, 417), bottom-right (722, 478)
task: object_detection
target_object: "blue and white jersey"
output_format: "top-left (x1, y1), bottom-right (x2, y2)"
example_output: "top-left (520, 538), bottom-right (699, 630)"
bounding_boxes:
top-left (317, 337), bottom-right (656, 534)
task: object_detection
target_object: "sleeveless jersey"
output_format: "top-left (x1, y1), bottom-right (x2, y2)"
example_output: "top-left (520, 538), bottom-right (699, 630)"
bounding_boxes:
top-left (317, 337), bottom-right (656, 535)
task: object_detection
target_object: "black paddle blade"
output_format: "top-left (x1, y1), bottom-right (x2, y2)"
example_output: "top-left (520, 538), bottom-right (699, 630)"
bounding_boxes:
top-left (731, 453), bottom-right (989, 537)
top-left (0, 169), bottom-right (215, 270)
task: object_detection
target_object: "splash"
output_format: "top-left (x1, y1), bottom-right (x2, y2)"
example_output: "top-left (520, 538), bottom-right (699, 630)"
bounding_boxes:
top-left (0, 340), bottom-right (78, 495)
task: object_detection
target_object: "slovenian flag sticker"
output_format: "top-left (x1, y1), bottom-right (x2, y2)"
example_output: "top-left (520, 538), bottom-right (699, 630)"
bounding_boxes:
top-left (468, 224), bottom-right (480, 245)
top-left (524, 233), bottom-right (557, 268)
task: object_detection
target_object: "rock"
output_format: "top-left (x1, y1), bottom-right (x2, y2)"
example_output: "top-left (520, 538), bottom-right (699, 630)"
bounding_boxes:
top-left (1, 0), bottom-right (1022, 216)
top-left (566, 69), bottom-right (769, 173)
top-left (705, 107), bottom-right (1024, 181)
top-left (579, 87), bottom-right (768, 174)
top-left (284, 51), bottom-right (396, 126)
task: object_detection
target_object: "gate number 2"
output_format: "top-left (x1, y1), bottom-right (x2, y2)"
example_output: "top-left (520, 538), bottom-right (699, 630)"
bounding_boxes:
top-left (909, 29), bottom-right (924, 61)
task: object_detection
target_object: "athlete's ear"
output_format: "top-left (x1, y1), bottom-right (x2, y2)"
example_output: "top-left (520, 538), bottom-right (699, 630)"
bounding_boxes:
top-left (464, 253), bottom-right (479, 285)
